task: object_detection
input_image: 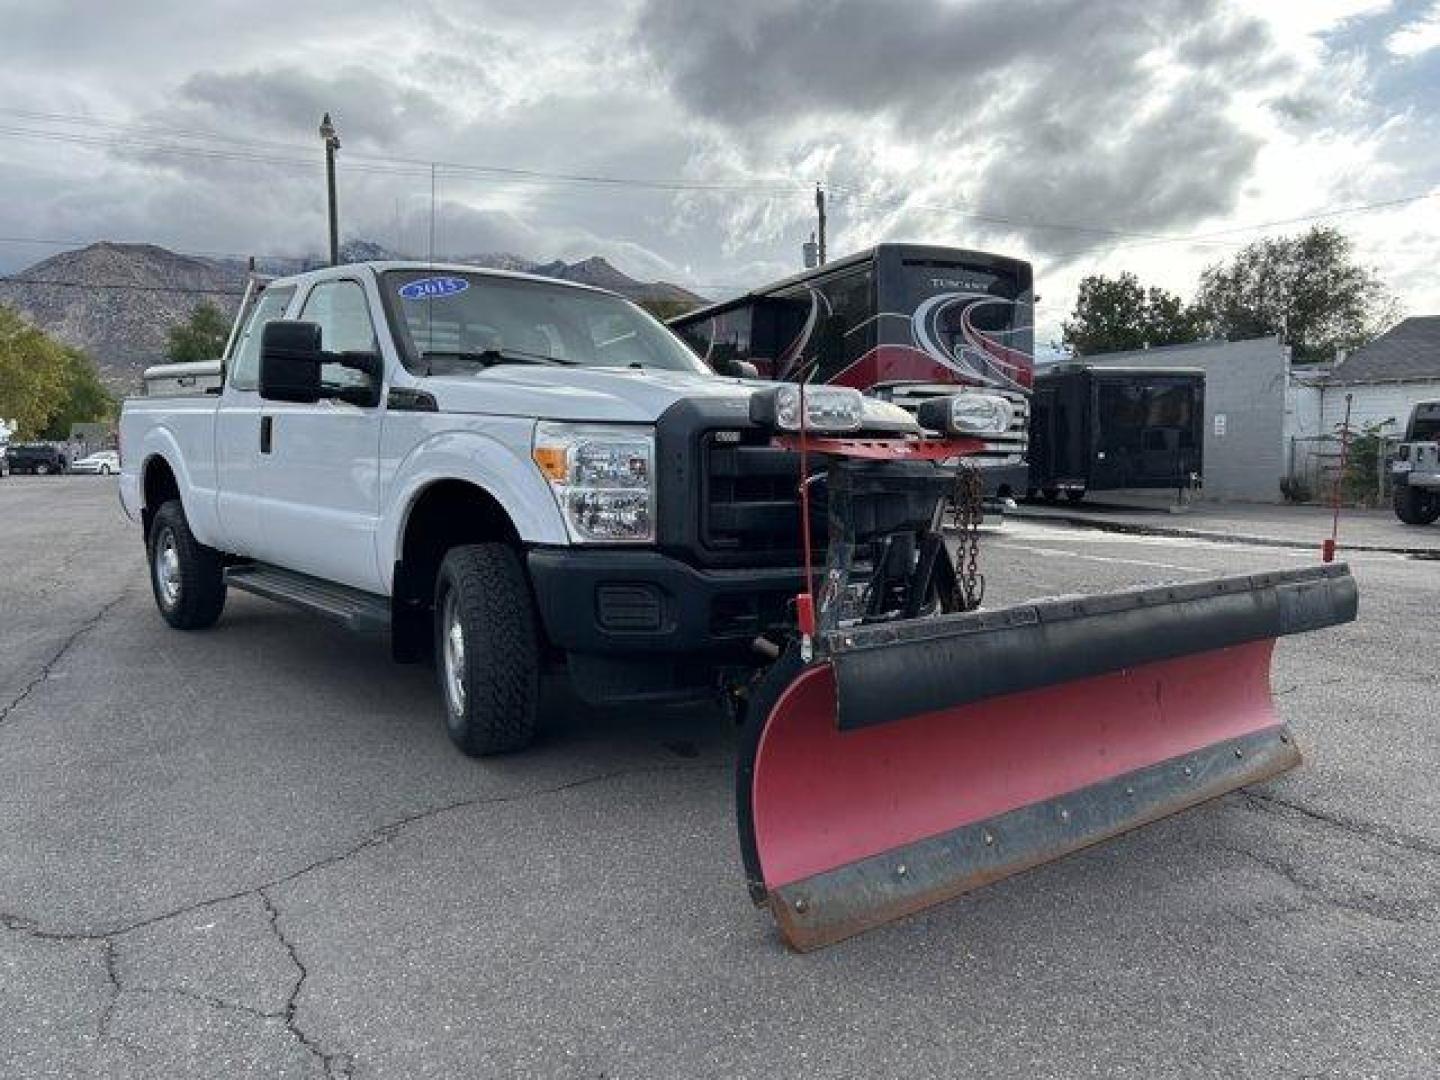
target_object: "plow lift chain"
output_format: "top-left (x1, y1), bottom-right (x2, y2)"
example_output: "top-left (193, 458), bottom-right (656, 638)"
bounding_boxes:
top-left (949, 463), bottom-right (985, 612)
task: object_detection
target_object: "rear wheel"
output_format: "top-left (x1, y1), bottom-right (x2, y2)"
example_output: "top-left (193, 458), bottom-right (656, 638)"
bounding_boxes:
top-left (434, 543), bottom-right (540, 756)
top-left (147, 500), bottom-right (227, 629)
top-left (1041, 486), bottom-right (1060, 503)
top-left (1065, 489), bottom-right (1086, 504)
top-left (1394, 484), bottom-right (1440, 525)
top-left (100, 464), bottom-right (112, 475)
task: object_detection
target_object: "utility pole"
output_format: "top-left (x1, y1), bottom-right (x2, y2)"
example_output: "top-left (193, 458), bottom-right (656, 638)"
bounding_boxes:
top-left (319, 113), bottom-right (341, 266)
top-left (815, 183), bottom-right (827, 266)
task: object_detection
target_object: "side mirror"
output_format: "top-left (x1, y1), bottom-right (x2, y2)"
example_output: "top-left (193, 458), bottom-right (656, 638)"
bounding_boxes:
top-left (260, 321), bottom-right (323, 403)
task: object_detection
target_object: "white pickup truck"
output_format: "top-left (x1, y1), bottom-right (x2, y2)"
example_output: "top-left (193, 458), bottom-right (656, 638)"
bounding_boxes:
top-left (120, 261), bottom-right (962, 754)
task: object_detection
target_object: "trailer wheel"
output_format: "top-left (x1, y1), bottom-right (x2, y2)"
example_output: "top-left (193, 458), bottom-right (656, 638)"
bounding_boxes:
top-left (1394, 484), bottom-right (1440, 525)
top-left (147, 499), bottom-right (227, 629)
top-left (434, 543), bottom-right (540, 756)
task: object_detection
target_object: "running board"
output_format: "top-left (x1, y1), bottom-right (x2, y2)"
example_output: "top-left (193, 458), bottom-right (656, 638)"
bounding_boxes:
top-left (225, 564), bottom-right (391, 633)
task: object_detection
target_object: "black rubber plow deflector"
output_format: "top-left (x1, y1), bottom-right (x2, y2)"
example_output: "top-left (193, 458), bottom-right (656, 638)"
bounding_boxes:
top-left (828, 564), bottom-right (1357, 732)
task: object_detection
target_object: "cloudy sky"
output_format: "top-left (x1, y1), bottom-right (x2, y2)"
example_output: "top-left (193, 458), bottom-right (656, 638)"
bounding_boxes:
top-left (1, 0), bottom-right (1437, 347)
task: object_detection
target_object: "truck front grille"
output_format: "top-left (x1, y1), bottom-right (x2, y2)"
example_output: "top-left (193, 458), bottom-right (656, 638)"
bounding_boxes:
top-left (700, 430), bottom-right (825, 561)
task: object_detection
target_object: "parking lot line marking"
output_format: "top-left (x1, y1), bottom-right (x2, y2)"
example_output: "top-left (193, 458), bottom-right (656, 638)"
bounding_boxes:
top-left (987, 541), bottom-right (1207, 573)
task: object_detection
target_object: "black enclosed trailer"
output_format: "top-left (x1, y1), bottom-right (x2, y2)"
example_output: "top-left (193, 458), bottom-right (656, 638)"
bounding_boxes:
top-left (1028, 364), bottom-right (1204, 503)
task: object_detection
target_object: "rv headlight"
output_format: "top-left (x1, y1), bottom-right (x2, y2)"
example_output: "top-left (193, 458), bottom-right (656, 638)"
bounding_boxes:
top-left (917, 393), bottom-right (1014, 436)
top-left (749, 384), bottom-right (864, 432)
top-left (532, 422), bottom-right (655, 543)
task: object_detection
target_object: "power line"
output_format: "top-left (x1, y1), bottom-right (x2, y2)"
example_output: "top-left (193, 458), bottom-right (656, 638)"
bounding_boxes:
top-left (0, 234), bottom-right (310, 265)
top-left (1045, 190), bottom-right (1440, 258)
top-left (5, 108), bottom-right (1433, 254)
top-left (3, 107), bottom-right (1433, 283)
top-left (0, 115), bottom-right (808, 194)
top-left (0, 276), bottom-right (244, 295)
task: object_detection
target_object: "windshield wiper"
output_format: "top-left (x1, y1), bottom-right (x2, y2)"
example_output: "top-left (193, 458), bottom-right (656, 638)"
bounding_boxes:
top-left (421, 347), bottom-right (575, 372)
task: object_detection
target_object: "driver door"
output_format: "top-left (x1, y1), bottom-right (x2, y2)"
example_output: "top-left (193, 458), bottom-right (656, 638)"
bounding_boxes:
top-left (256, 277), bottom-right (387, 592)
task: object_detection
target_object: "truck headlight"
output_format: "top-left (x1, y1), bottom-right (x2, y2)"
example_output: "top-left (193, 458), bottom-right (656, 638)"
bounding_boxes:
top-left (917, 393), bottom-right (1014, 436)
top-left (750, 384), bottom-right (864, 433)
top-left (532, 422), bottom-right (655, 543)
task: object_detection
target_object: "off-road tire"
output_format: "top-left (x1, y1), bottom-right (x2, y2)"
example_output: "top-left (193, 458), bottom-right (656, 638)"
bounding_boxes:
top-left (1394, 483), bottom-right (1440, 525)
top-left (434, 543), bottom-right (540, 756)
top-left (147, 499), bottom-right (227, 629)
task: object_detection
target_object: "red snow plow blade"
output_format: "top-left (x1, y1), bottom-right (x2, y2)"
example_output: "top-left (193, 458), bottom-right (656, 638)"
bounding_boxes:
top-left (737, 564), bottom-right (1358, 951)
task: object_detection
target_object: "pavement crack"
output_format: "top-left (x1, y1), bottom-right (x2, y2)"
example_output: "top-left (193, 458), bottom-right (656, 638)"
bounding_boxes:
top-left (261, 888), bottom-right (353, 1079)
top-left (1218, 842), bottom-right (1427, 927)
top-left (99, 937), bottom-right (123, 1042)
top-left (3, 761), bottom-right (721, 945)
top-left (1, 758), bottom-right (720, 1075)
top-left (1241, 790), bottom-right (1440, 859)
top-left (0, 588), bottom-right (129, 728)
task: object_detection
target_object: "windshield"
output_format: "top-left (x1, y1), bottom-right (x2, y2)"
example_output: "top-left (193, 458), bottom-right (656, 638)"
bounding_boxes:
top-left (1410, 406), bottom-right (1440, 441)
top-left (895, 261), bottom-right (1034, 392)
top-left (382, 270), bottom-right (709, 375)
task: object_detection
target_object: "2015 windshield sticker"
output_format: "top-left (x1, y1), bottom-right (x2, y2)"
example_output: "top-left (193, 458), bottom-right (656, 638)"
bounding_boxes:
top-left (398, 276), bottom-right (469, 300)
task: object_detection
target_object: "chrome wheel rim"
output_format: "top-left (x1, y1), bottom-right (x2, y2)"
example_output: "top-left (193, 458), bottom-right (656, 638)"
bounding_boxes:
top-left (155, 529), bottom-right (181, 608)
top-left (442, 590), bottom-right (466, 716)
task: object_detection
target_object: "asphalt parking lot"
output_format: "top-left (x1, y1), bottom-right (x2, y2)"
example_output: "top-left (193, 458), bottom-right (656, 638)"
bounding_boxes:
top-left (2, 477), bottom-right (1437, 1079)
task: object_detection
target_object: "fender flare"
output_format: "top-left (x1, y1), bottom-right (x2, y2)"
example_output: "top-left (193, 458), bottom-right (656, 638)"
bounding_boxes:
top-left (135, 426), bottom-right (216, 543)
top-left (378, 428), bottom-right (569, 592)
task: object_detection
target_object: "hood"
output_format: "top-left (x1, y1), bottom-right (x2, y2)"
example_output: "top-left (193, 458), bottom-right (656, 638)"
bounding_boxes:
top-left (419, 365), bottom-right (757, 424)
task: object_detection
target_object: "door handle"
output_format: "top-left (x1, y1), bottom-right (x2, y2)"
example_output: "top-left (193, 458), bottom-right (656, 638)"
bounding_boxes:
top-left (260, 416), bottom-right (273, 454)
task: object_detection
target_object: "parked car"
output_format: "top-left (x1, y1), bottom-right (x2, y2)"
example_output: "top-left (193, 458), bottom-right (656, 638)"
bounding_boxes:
top-left (5, 443), bottom-right (68, 475)
top-left (70, 450), bottom-right (120, 475)
top-left (1392, 400), bottom-right (1440, 525)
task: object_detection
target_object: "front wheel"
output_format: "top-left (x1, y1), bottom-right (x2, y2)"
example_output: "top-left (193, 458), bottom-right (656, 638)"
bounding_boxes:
top-left (147, 500), bottom-right (227, 629)
top-left (434, 544), bottom-right (540, 756)
top-left (1394, 484), bottom-right (1440, 525)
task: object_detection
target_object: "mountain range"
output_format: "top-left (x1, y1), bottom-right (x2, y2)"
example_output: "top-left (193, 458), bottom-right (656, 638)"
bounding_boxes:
top-left (0, 241), bottom-right (707, 392)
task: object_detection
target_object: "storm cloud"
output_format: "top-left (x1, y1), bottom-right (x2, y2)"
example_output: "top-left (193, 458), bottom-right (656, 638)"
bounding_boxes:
top-left (0, 0), bottom-right (1435, 340)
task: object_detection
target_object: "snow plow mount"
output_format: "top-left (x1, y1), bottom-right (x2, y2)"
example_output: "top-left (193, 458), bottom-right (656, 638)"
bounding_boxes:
top-left (735, 434), bottom-right (1359, 951)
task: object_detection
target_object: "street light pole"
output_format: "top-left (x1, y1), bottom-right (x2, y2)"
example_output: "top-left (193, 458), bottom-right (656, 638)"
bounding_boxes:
top-left (319, 113), bottom-right (341, 266)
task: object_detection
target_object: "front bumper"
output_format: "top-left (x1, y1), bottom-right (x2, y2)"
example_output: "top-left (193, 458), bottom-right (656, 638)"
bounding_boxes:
top-left (975, 460), bottom-right (1028, 500)
top-left (1395, 465), bottom-right (1440, 491)
top-left (527, 546), bottom-right (803, 657)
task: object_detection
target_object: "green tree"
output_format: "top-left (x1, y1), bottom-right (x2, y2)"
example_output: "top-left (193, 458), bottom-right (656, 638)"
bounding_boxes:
top-left (1196, 225), bottom-right (1398, 364)
top-left (165, 300), bottom-right (231, 363)
top-left (0, 304), bottom-right (70, 439)
top-left (40, 346), bottom-right (114, 440)
top-left (1061, 273), bottom-right (1207, 356)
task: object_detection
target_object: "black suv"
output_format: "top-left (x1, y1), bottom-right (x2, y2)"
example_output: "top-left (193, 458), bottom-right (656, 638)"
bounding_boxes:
top-left (5, 444), bottom-right (68, 475)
